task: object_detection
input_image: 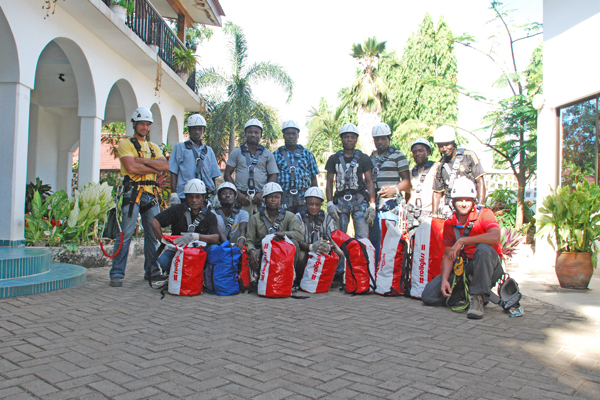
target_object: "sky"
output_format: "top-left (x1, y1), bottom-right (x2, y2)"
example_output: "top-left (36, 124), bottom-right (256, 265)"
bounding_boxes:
top-left (198, 0), bottom-right (543, 167)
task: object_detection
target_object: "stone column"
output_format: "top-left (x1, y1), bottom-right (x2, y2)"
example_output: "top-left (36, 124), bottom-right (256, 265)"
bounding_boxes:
top-left (78, 116), bottom-right (103, 188)
top-left (0, 82), bottom-right (32, 245)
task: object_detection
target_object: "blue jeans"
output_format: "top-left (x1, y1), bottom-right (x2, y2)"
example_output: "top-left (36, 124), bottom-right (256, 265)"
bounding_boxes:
top-left (157, 244), bottom-right (217, 274)
top-left (109, 192), bottom-right (161, 279)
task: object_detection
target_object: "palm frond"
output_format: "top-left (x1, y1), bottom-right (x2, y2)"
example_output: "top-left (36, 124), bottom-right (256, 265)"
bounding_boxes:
top-left (246, 62), bottom-right (294, 103)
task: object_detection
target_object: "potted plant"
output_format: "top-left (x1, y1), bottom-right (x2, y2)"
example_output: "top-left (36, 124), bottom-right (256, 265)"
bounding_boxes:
top-left (173, 47), bottom-right (199, 82)
top-left (536, 179), bottom-right (600, 288)
top-left (110, 0), bottom-right (135, 23)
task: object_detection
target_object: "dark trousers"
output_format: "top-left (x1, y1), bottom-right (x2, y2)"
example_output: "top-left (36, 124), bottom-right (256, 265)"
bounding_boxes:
top-left (422, 244), bottom-right (504, 306)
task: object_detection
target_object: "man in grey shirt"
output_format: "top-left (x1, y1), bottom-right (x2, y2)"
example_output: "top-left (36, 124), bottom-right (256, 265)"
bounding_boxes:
top-left (224, 119), bottom-right (279, 215)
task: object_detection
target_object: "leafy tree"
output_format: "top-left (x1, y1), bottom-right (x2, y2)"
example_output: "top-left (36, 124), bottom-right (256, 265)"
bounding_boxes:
top-left (101, 122), bottom-right (127, 160)
top-left (455, 1), bottom-right (542, 229)
top-left (389, 119), bottom-right (440, 164)
top-left (306, 98), bottom-right (356, 165)
top-left (197, 22), bottom-right (294, 159)
top-left (381, 14), bottom-right (458, 127)
top-left (340, 37), bottom-right (390, 154)
top-left (561, 99), bottom-right (598, 185)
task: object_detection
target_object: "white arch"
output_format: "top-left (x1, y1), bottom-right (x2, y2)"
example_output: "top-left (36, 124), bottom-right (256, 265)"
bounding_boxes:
top-left (0, 7), bottom-right (19, 83)
top-left (103, 79), bottom-right (138, 136)
top-left (149, 103), bottom-right (163, 145)
top-left (167, 115), bottom-right (180, 145)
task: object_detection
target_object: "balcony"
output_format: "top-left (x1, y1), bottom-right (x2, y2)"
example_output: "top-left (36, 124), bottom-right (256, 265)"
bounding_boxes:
top-left (102, 0), bottom-right (199, 92)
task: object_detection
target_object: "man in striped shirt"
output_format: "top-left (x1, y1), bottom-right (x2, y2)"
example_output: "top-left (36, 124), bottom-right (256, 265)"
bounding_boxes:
top-left (368, 123), bottom-right (412, 263)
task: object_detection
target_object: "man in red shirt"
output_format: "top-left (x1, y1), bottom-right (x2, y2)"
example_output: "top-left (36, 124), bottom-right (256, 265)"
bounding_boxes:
top-left (422, 177), bottom-right (504, 320)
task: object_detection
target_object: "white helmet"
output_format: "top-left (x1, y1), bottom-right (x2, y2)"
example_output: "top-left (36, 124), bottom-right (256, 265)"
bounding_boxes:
top-left (411, 138), bottom-right (432, 153)
top-left (184, 179), bottom-right (207, 195)
top-left (304, 187), bottom-right (325, 201)
top-left (434, 125), bottom-right (456, 143)
top-left (187, 114), bottom-right (206, 127)
top-left (340, 123), bottom-right (359, 136)
top-left (244, 118), bottom-right (264, 131)
top-left (262, 182), bottom-right (283, 197)
top-left (282, 120), bottom-right (300, 132)
top-left (131, 107), bottom-right (153, 123)
top-left (372, 123), bottom-right (392, 137)
top-left (217, 182), bottom-right (237, 194)
top-left (451, 177), bottom-right (477, 199)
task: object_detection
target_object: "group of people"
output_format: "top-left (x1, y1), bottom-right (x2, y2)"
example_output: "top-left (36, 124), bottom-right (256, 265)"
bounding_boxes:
top-left (108, 106), bottom-right (504, 320)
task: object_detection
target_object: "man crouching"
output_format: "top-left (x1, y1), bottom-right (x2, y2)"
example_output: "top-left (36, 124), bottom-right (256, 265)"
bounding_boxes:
top-left (421, 177), bottom-right (504, 320)
top-left (246, 182), bottom-right (303, 284)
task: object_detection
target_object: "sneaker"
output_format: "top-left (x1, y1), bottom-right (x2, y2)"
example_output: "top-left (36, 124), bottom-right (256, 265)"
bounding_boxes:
top-left (467, 295), bottom-right (484, 319)
top-left (110, 277), bottom-right (123, 287)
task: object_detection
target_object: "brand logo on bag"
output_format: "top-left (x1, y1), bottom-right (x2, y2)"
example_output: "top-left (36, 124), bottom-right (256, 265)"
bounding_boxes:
top-left (173, 254), bottom-right (181, 281)
top-left (261, 246), bottom-right (269, 281)
top-left (311, 255), bottom-right (323, 280)
top-left (418, 249), bottom-right (426, 283)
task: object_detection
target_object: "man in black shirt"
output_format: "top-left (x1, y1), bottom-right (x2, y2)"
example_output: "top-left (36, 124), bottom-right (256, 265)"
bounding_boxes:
top-left (151, 179), bottom-right (220, 274)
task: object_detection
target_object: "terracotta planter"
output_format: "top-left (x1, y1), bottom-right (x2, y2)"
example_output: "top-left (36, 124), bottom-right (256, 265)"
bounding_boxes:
top-left (555, 252), bottom-right (594, 289)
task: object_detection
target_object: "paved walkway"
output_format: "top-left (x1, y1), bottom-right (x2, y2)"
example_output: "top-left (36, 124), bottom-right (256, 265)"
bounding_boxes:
top-left (1, 258), bottom-right (600, 399)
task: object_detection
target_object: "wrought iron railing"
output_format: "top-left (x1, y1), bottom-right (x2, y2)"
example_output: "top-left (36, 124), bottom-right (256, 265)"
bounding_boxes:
top-left (101, 0), bottom-right (197, 93)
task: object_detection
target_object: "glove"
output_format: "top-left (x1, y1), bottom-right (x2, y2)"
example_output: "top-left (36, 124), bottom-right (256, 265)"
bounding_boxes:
top-left (327, 201), bottom-right (341, 221)
top-left (309, 240), bottom-right (331, 254)
top-left (365, 203), bottom-right (376, 225)
top-left (170, 193), bottom-right (180, 206)
top-left (173, 232), bottom-right (199, 246)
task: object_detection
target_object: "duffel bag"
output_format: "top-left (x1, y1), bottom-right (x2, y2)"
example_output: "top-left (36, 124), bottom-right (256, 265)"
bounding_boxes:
top-left (162, 235), bottom-right (207, 296)
top-left (258, 234), bottom-right (296, 298)
top-left (410, 217), bottom-right (445, 299)
top-left (300, 250), bottom-right (339, 293)
top-left (331, 230), bottom-right (376, 294)
top-left (375, 220), bottom-right (410, 296)
top-left (205, 241), bottom-right (242, 296)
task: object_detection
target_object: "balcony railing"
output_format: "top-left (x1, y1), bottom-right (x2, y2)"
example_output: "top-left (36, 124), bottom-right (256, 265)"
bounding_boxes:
top-left (102, 0), bottom-right (197, 93)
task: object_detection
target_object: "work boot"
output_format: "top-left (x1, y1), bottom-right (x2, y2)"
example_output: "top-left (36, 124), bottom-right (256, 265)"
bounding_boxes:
top-left (467, 295), bottom-right (484, 319)
top-left (109, 277), bottom-right (123, 287)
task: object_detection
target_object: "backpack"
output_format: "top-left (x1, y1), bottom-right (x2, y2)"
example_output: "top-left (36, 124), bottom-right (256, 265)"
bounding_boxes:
top-left (257, 234), bottom-right (296, 298)
top-left (331, 230), bottom-right (376, 294)
top-left (408, 217), bottom-right (445, 299)
top-left (204, 241), bottom-right (242, 296)
top-left (375, 220), bottom-right (410, 296)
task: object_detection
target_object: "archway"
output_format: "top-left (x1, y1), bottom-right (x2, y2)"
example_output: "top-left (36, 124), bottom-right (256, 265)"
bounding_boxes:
top-left (27, 38), bottom-right (96, 193)
top-left (167, 115), bottom-right (180, 146)
top-left (149, 103), bottom-right (163, 145)
top-left (103, 79), bottom-right (138, 136)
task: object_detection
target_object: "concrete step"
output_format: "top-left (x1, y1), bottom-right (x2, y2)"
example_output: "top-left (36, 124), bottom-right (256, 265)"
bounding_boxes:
top-left (0, 263), bottom-right (87, 298)
top-left (0, 247), bottom-right (51, 279)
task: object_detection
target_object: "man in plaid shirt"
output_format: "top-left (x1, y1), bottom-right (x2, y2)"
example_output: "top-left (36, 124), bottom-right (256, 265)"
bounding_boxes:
top-left (273, 120), bottom-right (320, 213)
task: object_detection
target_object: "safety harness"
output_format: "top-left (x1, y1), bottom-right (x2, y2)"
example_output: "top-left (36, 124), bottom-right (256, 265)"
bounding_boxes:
top-left (371, 147), bottom-right (397, 191)
top-left (299, 209), bottom-right (326, 244)
top-left (184, 140), bottom-right (210, 193)
top-left (260, 207), bottom-right (287, 234)
top-left (412, 160), bottom-right (434, 210)
top-left (446, 216), bottom-right (475, 312)
top-left (438, 148), bottom-right (467, 205)
top-left (184, 205), bottom-right (208, 233)
top-left (241, 144), bottom-right (265, 197)
top-left (279, 146), bottom-right (306, 210)
top-left (215, 206), bottom-right (240, 239)
top-left (123, 137), bottom-right (161, 218)
top-left (335, 150), bottom-right (367, 214)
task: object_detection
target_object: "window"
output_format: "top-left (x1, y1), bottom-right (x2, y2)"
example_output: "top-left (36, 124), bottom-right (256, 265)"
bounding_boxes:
top-left (561, 97), bottom-right (599, 187)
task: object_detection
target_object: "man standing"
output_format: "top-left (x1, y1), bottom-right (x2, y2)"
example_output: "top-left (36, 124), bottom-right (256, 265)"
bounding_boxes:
top-left (408, 138), bottom-right (438, 226)
top-left (151, 179), bottom-right (221, 275)
top-left (325, 123), bottom-right (377, 284)
top-left (273, 120), bottom-right (320, 214)
top-left (213, 182), bottom-right (249, 249)
top-left (246, 183), bottom-right (303, 280)
top-left (368, 123), bottom-right (411, 262)
top-left (294, 187), bottom-right (341, 286)
top-left (224, 119), bottom-right (279, 215)
top-left (169, 114), bottom-right (221, 205)
top-left (109, 107), bottom-right (170, 287)
top-left (431, 126), bottom-right (486, 217)
top-left (421, 177), bottom-right (503, 320)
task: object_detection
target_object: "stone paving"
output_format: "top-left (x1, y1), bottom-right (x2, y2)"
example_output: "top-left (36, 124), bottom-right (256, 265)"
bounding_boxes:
top-left (1, 258), bottom-right (600, 400)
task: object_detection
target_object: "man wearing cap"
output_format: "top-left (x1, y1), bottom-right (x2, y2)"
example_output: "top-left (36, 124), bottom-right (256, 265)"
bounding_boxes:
top-left (422, 177), bottom-right (503, 320)
top-left (246, 182), bottom-right (303, 281)
top-left (169, 114), bottom-right (222, 206)
top-left (407, 138), bottom-right (439, 227)
top-left (368, 123), bottom-right (411, 263)
top-left (213, 182), bottom-right (249, 249)
top-left (273, 120), bottom-right (320, 214)
top-left (224, 119), bottom-right (279, 215)
top-left (431, 126), bottom-right (486, 217)
top-left (294, 187), bottom-right (342, 286)
top-left (151, 179), bottom-right (221, 276)
top-left (109, 107), bottom-right (170, 288)
top-left (325, 123), bottom-right (377, 285)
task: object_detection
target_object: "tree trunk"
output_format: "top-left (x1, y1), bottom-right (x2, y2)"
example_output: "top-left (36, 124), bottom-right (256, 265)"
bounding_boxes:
top-left (357, 109), bottom-right (379, 155)
top-left (515, 118), bottom-right (526, 230)
top-left (229, 127), bottom-right (236, 156)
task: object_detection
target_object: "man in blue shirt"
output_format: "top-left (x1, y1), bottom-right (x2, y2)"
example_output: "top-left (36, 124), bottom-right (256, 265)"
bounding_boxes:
top-left (169, 114), bottom-right (222, 205)
top-left (273, 120), bottom-right (320, 214)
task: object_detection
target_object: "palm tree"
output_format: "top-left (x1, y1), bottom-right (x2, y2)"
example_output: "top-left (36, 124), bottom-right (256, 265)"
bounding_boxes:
top-left (197, 22), bottom-right (294, 158)
top-left (341, 37), bottom-right (390, 154)
top-left (306, 98), bottom-right (349, 165)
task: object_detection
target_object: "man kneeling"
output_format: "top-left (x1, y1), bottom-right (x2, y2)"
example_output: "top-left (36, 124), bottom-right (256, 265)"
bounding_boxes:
top-left (150, 179), bottom-right (220, 275)
top-left (421, 177), bottom-right (503, 320)
top-left (246, 182), bottom-right (303, 285)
